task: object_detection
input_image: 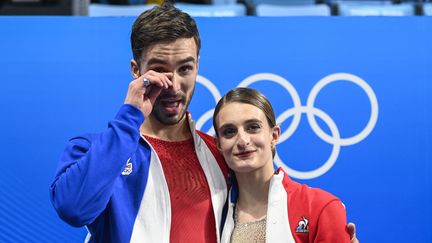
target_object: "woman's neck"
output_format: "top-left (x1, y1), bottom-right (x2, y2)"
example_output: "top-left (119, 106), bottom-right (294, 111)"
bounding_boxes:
top-left (235, 166), bottom-right (274, 223)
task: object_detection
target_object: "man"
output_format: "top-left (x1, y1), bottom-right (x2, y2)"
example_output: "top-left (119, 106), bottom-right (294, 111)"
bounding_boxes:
top-left (50, 2), bottom-right (359, 242)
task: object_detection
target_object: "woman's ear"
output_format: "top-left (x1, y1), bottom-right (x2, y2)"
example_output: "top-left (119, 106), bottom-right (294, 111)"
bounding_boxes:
top-left (271, 126), bottom-right (281, 148)
top-left (214, 136), bottom-right (222, 151)
top-left (130, 59), bottom-right (140, 79)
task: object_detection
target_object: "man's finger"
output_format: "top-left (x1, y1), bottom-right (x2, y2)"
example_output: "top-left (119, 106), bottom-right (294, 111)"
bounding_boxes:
top-left (347, 223), bottom-right (359, 243)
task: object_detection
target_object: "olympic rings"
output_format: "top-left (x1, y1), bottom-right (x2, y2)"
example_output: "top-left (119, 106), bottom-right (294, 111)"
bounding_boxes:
top-left (194, 72), bottom-right (379, 179)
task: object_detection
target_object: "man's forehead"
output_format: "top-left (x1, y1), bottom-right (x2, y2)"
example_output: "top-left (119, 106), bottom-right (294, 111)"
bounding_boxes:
top-left (141, 38), bottom-right (198, 64)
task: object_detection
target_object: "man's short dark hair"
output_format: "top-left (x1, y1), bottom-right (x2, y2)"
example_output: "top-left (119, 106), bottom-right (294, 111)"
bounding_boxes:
top-left (130, 1), bottom-right (201, 64)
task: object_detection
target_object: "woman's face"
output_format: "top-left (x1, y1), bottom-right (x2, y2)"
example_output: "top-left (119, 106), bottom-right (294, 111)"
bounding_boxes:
top-left (215, 102), bottom-right (280, 174)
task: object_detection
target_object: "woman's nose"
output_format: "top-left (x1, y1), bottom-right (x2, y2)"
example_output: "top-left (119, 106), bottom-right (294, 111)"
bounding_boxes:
top-left (236, 130), bottom-right (250, 148)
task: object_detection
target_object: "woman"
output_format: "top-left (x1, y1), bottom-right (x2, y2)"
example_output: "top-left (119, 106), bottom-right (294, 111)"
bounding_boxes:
top-left (213, 87), bottom-right (350, 243)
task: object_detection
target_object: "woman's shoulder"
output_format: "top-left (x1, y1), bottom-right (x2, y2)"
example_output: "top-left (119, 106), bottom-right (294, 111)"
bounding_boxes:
top-left (279, 169), bottom-right (341, 209)
top-left (303, 185), bottom-right (340, 206)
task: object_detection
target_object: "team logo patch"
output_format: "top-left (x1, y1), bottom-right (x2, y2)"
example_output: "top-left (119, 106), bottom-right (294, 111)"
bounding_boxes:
top-left (296, 216), bottom-right (309, 233)
top-left (122, 158), bottom-right (132, 175)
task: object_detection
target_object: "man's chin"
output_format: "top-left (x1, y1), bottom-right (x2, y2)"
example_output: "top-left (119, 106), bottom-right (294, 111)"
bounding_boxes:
top-left (152, 111), bottom-right (186, 126)
top-left (160, 118), bottom-right (182, 125)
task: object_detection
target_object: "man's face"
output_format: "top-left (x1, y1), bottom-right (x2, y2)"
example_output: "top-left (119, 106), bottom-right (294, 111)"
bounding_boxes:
top-left (139, 38), bottom-right (198, 125)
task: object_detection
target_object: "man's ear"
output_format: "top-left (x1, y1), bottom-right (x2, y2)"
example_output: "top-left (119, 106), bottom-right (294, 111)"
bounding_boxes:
top-left (197, 55), bottom-right (200, 71)
top-left (130, 59), bottom-right (140, 79)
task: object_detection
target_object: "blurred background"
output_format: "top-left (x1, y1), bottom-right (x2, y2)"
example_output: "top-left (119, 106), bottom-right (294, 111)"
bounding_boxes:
top-left (1, 0), bottom-right (432, 16)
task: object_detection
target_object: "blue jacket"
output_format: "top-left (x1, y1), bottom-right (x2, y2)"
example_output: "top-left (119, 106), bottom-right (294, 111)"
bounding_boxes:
top-left (50, 104), bottom-right (228, 242)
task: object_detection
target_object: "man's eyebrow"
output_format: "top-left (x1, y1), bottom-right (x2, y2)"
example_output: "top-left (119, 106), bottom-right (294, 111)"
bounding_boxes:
top-left (177, 56), bottom-right (196, 65)
top-left (146, 58), bottom-right (166, 66)
top-left (146, 56), bottom-right (196, 67)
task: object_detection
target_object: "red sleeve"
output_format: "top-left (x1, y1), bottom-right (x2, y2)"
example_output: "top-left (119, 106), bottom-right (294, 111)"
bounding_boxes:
top-left (313, 200), bottom-right (350, 243)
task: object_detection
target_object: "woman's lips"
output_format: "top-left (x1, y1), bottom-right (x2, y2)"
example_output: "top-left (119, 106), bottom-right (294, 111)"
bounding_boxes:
top-left (234, 150), bottom-right (256, 158)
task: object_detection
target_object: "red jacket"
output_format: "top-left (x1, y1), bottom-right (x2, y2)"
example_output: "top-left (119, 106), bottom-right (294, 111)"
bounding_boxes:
top-left (221, 168), bottom-right (350, 243)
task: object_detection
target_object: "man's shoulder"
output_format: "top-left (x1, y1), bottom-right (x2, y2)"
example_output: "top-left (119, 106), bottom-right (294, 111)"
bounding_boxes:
top-left (196, 130), bottom-right (216, 146)
top-left (67, 133), bottom-right (97, 147)
top-left (195, 130), bottom-right (228, 177)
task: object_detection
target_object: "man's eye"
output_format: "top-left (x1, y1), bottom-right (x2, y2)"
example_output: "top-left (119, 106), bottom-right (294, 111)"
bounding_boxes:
top-left (179, 65), bottom-right (193, 74)
top-left (152, 67), bottom-right (168, 73)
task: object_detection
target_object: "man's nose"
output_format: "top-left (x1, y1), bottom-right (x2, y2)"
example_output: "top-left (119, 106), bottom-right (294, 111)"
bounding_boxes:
top-left (169, 73), bottom-right (181, 91)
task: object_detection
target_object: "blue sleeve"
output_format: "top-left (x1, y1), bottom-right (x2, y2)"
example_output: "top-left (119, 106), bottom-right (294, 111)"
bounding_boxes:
top-left (49, 104), bottom-right (144, 227)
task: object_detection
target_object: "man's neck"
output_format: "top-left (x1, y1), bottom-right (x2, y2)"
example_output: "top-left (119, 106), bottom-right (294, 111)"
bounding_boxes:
top-left (140, 115), bottom-right (192, 141)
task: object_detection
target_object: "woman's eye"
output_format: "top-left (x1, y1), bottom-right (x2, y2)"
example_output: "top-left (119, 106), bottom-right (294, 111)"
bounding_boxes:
top-left (221, 128), bottom-right (236, 138)
top-left (247, 123), bottom-right (261, 132)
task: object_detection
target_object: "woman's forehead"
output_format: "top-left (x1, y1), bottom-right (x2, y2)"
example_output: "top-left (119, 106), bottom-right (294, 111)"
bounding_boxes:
top-left (217, 102), bottom-right (266, 123)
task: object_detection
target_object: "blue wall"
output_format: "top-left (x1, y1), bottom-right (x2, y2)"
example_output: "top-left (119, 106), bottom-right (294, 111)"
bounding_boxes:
top-left (0, 16), bottom-right (431, 242)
